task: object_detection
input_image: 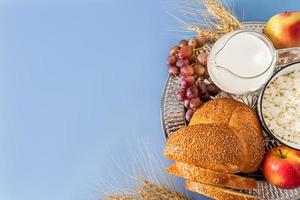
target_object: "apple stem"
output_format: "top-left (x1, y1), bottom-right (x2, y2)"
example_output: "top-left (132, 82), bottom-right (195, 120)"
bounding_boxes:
top-left (279, 148), bottom-right (284, 158)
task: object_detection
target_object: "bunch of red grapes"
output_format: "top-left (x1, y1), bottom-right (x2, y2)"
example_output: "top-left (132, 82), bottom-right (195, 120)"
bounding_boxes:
top-left (167, 36), bottom-right (220, 122)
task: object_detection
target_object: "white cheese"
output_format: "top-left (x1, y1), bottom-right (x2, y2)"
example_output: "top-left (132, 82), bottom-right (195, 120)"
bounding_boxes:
top-left (263, 71), bottom-right (300, 143)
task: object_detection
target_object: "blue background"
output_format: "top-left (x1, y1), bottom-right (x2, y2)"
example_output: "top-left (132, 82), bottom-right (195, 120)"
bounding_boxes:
top-left (1, 0), bottom-right (300, 200)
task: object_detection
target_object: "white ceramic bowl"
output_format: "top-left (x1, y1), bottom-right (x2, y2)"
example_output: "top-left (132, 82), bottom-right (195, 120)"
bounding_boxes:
top-left (258, 61), bottom-right (300, 150)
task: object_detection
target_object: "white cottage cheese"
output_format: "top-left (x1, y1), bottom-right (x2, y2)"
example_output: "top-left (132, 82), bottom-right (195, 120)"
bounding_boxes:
top-left (263, 71), bottom-right (300, 143)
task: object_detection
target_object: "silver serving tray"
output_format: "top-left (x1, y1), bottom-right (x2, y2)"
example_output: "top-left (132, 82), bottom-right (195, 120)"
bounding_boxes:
top-left (161, 22), bottom-right (300, 200)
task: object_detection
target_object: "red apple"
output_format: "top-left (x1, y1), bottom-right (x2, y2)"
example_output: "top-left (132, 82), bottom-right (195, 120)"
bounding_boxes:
top-left (265, 11), bottom-right (300, 49)
top-left (262, 146), bottom-right (300, 189)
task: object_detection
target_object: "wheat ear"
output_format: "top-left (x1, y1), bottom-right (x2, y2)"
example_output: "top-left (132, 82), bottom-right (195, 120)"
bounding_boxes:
top-left (203, 0), bottom-right (241, 29)
top-left (142, 180), bottom-right (190, 200)
top-left (216, 23), bottom-right (236, 33)
top-left (105, 180), bottom-right (190, 200)
top-left (187, 25), bottom-right (220, 40)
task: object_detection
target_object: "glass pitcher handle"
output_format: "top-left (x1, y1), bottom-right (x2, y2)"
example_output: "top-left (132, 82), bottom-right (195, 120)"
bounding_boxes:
top-left (276, 47), bottom-right (300, 70)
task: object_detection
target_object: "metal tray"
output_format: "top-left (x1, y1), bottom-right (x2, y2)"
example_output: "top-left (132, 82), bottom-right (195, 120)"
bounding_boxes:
top-left (161, 22), bottom-right (300, 200)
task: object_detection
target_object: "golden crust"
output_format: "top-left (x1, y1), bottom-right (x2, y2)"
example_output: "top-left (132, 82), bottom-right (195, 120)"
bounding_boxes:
top-left (186, 180), bottom-right (262, 200)
top-left (164, 123), bottom-right (243, 173)
top-left (189, 97), bottom-right (265, 173)
top-left (189, 97), bottom-right (237, 126)
top-left (229, 105), bottom-right (265, 172)
top-left (167, 162), bottom-right (257, 190)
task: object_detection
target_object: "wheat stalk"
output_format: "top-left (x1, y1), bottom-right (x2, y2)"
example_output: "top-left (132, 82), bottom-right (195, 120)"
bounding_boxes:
top-left (100, 142), bottom-right (190, 200)
top-left (142, 180), bottom-right (190, 200)
top-left (105, 180), bottom-right (190, 200)
top-left (202, 0), bottom-right (241, 29)
top-left (187, 25), bottom-right (220, 40)
top-left (216, 23), bottom-right (236, 33)
top-left (168, 0), bottom-right (241, 38)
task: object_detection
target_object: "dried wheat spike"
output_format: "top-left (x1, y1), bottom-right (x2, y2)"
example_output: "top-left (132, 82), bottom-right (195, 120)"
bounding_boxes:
top-left (138, 188), bottom-right (161, 200)
top-left (187, 25), bottom-right (220, 41)
top-left (203, 0), bottom-right (241, 29)
top-left (216, 23), bottom-right (237, 33)
top-left (142, 180), bottom-right (190, 200)
top-left (105, 180), bottom-right (189, 200)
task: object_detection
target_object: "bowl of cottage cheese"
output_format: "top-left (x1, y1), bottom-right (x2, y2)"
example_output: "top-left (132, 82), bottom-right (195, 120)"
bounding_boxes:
top-left (258, 62), bottom-right (300, 150)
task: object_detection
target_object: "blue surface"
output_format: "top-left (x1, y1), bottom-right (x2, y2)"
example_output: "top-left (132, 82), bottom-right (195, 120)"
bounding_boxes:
top-left (0, 1), bottom-right (300, 200)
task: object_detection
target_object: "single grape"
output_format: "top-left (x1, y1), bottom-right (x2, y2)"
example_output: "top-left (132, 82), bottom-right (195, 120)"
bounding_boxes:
top-left (169, 46), bottom-right (179, 56)
top-left (178, 46), bottom-right (193, 60)
top-left (176, 59), bottom-right (189, 68)
top-left (189, 55), bottom-right (196, 63)
top-left (197, 34), bottom-right (206, 47)
top-left (186, 75), bottom-right (196, 84)
top-left (198, 82), bottom-right (207, 95)
top-left (197, 52), bottom-right (208, 66)
top-left (177, 89), bottom-right (187, 101)
top-left (180, 85), bottom-right (189, 93)
top-left (185, 109), bottom-right (194, 122)
top-left (188, 39), bottom-right (198, 48)
top-left (186, 85), bottom-right (198, 99)
top-left (180, 75), bottom-right (186, 81)
top-left (167, 55), bottom-right (177, 66)
top-left (194, 64), bottom-right (206, 76)
top-left (181, 65), bottom-right (194, 76)
top-left (190, 97), bottom-right (202, 110)
top-left (168, 66), bottom-right (179, 75)
top-left (181, 79), bottom-right (188, 88)
top-left (207, 83), bottom-right (220, 96)
top-left (179, 39), bottom-right (188, 48)
top-left (181, 76), bottom-right (195, 88)
top-left (184, 99), bottom-right (190, 108)
top-left (202, 92), bottom-right (211, 101)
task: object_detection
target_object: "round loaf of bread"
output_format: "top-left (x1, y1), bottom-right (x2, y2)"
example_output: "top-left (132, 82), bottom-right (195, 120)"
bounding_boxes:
top-left (164, 97), bottom-right (265, 173)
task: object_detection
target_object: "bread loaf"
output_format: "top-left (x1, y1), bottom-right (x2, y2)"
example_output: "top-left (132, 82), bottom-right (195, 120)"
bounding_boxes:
top-left (167, 162), bottom-right (257, 190)
top-left (186, 180), bottom-right (262, 200)
top-left (189, 98), bottom-right (265, 173)
top-left (164, 123), bottom-right (243, 173)
top-left (164, 98), bottom-right (265, 173)
top-left (164, 98), bottom-right (265, 199)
